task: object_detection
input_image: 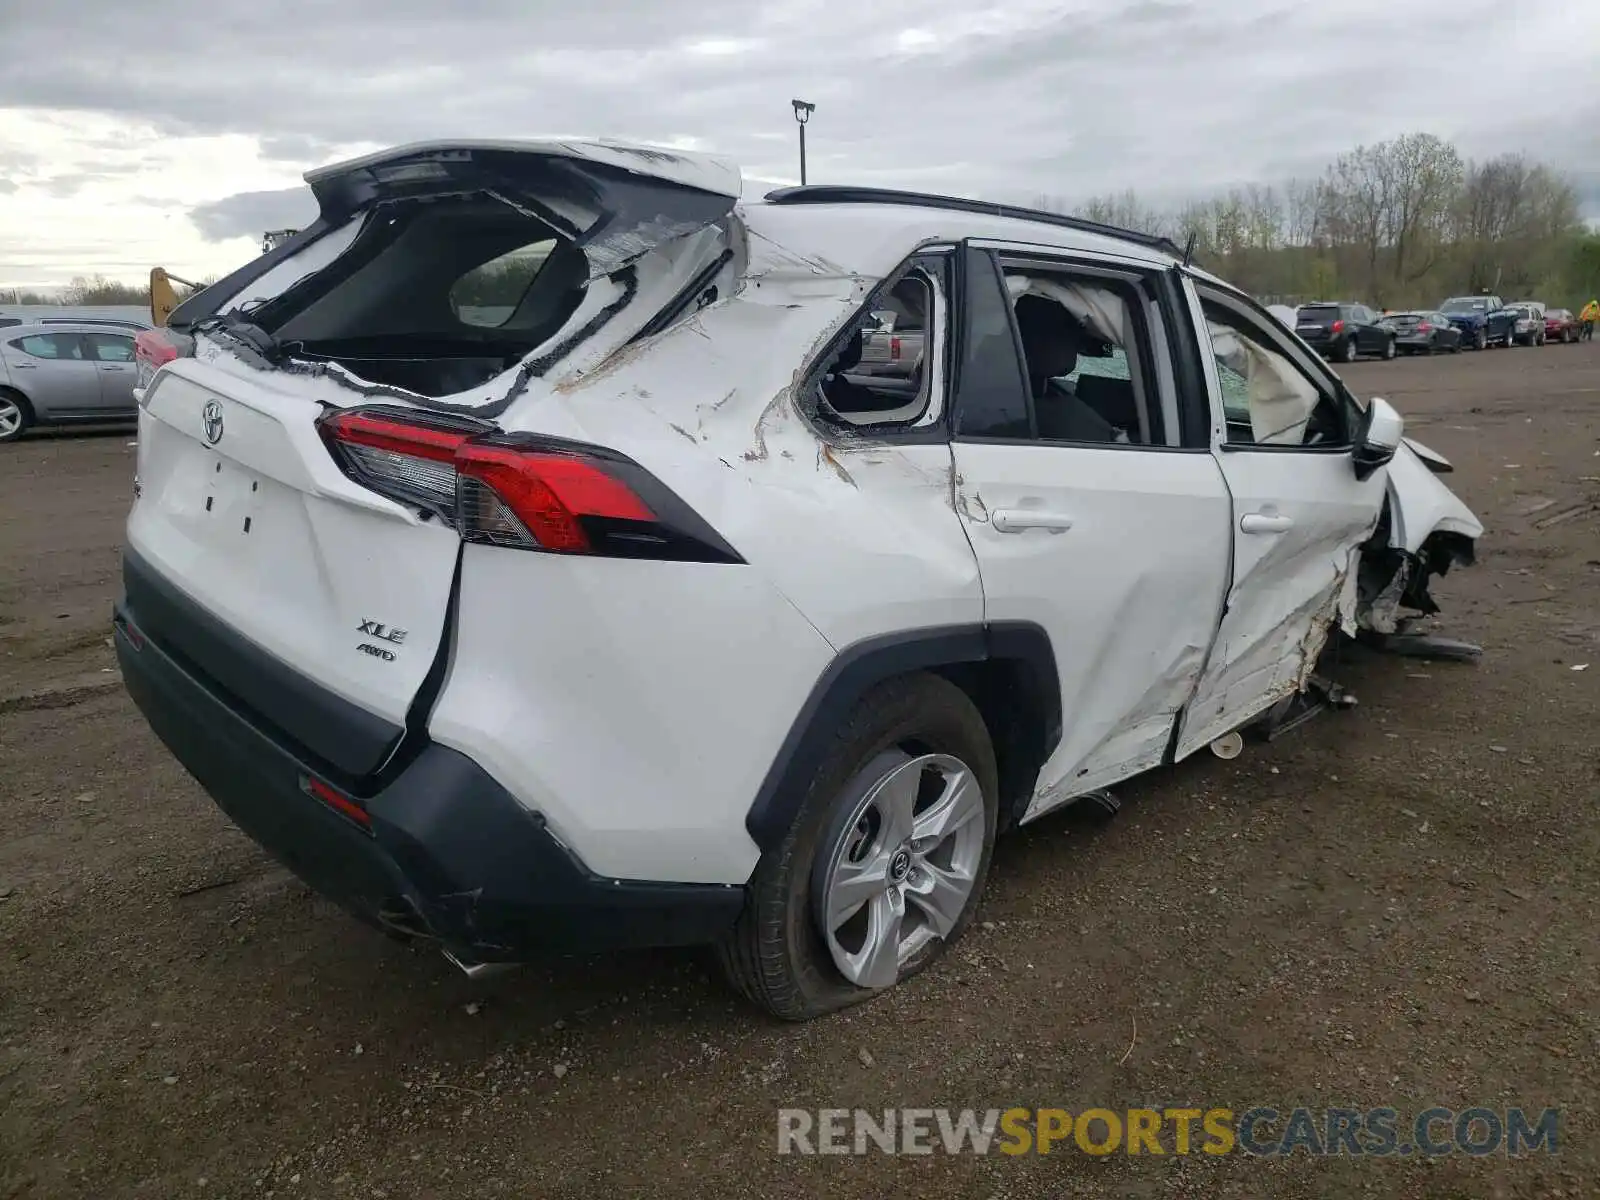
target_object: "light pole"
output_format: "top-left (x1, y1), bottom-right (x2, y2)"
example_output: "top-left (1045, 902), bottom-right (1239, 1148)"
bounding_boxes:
top-left (792, 99), bottom-right (815, 185)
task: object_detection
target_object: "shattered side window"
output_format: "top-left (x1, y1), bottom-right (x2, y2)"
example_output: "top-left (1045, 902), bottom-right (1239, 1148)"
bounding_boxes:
top-left (815, 258), bottom-right (946, 431)
top-left (1201, 297), bottom-right (1348, 449)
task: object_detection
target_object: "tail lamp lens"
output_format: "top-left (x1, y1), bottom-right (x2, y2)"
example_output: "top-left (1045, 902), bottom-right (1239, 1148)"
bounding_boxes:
top-left (134, 328), bottom-right (186, 393)
top-left (318, 407), bottom-right (740, 563)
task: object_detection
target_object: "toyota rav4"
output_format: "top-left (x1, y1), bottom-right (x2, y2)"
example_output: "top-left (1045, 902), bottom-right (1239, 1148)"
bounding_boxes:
top-left (118, 140), bottom-right (1482, 1019)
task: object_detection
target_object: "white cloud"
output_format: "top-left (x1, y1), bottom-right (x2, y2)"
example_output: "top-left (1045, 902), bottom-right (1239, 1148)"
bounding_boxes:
top-left (0, 0), bottom-right (1595, 286)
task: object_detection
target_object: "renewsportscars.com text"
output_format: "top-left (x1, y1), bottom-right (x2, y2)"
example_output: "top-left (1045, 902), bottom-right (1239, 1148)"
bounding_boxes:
top-left (777, 1106), bottom-right (1560, 1157)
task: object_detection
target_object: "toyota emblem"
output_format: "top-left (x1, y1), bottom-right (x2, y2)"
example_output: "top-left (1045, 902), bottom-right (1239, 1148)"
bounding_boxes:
top-left (201, 400), bottom-right (224, 445)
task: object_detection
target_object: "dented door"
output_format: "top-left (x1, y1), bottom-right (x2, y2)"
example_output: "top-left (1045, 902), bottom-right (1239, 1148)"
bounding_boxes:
top-left (1174, 279), bottom-right (1390, 758)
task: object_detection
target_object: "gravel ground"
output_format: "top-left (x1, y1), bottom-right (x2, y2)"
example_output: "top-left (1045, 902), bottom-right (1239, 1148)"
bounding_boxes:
top-left (2, 344), bottom-right (1598, 1199)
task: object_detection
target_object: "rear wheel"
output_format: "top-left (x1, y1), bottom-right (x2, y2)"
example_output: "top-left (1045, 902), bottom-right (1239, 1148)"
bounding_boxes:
top-left (0, 391), bottom-right (31, 443)
top-left (1341, 336), bottom-right (1359, 363)
top-left (1383, 336), bottom-right (1397, 360)
top-left (716, 673), bottom-right (999, 1020)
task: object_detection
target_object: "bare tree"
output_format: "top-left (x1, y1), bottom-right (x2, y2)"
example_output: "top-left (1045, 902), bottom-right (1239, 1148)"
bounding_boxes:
top-left (1379, 133), bottom-right (1462, 285)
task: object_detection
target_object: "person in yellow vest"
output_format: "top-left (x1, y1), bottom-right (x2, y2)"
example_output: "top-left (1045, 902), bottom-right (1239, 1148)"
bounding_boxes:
top-left (1581, 298), bottom-right (1599, 341)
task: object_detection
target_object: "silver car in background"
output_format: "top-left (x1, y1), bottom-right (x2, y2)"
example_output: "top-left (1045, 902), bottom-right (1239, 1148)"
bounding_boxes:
top-left (0, 318), bottom-right (148, 442)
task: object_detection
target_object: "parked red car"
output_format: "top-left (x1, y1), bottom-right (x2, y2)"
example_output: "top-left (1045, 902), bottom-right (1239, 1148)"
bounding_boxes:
top-left (1545, 309), bottom-right (1580, 343)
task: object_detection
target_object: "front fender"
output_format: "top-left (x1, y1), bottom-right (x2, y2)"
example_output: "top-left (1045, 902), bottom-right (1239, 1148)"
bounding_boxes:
top-left (1384, 440), bottom-right (1484, 553)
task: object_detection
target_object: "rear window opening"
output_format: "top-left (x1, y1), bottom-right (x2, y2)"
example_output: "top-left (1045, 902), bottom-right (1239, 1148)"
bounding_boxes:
top-left (247, 198), bottom-right (591, 398)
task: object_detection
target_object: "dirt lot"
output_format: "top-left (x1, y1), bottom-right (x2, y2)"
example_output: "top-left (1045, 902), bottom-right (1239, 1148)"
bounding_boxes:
top-left (3, 345), bottom-right (1598, 1199)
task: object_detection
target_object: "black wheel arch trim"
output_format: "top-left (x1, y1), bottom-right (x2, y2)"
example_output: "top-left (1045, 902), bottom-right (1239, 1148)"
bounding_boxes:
top-left (743, 621), bottom-right (1061, 851)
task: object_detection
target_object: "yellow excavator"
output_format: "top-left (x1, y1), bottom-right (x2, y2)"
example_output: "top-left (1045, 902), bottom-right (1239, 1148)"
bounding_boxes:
top-left (148, 230), bottom-right (298, 327)
top-left (148, 267), bottom-right (203, 328)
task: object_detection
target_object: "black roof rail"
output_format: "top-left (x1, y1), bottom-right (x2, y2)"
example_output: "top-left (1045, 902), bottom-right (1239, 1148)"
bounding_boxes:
top-left (763, 185), bottom-right (1184, 259)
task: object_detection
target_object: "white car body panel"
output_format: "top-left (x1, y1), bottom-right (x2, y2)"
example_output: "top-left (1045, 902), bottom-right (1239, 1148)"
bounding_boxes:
top-left (1173, 277), bottom-right (1390, 757)
top-left (130, 365), bottom-right (459, 729)
top-left (428, 548), bottom-right (833, 883)
top-left (1386, 439), bottom-right (1485, 552)
top-left (951, 442), bottom-right (1232, 816)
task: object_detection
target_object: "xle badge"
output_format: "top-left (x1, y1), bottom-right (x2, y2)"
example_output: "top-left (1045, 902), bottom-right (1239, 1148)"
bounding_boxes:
top-left (357, 618), bottom-right (407, 662)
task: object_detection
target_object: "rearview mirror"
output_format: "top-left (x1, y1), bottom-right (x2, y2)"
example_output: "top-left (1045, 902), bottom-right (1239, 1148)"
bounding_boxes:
top-left (1353, 396), bottom-right (1403, 480)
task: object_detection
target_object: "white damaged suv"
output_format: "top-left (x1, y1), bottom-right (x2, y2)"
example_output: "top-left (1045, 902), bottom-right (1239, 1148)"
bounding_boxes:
top-left (119, 140), bottom-right (1482, 1019)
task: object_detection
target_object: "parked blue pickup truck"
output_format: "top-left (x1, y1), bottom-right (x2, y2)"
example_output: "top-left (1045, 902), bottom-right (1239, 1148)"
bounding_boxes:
top-left (1438, 295), bottom-right (1518, 350)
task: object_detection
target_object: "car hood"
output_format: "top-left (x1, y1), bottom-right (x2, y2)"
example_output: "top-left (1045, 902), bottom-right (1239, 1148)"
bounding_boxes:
top-left (1442, 312), bottom-right (1486, 324)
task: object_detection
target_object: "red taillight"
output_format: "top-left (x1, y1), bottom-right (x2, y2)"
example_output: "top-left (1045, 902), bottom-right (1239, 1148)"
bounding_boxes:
top-left (303, 775), bottom-right (372, 832)
top-left (134, 328), bottom-right (180, 368)
top-left (318, 406), bottom-right (739, 563)
top-left (134, 328), bottom-right (186, 392)
top-left (889, 336), bottom-right (902, 361)
top-left (320, 408), bottom-right (470, 462)
top-left (455, 442), bottom-right (654, 553)
top-left (1330, 319), bottom-right (1345, 334)
top-left (1417, 323), bottom-right (1432, 333)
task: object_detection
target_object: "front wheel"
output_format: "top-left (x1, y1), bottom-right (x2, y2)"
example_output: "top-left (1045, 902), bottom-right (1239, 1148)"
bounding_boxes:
top-left (1474, 328), bottom-right (1487, 351)
top-left (716, 673), bottom-right (999, 1020)
top-left (0, 391), bottom-right (31, 443)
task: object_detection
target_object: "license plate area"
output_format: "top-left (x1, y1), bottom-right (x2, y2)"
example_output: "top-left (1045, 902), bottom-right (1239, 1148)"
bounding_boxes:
top-left (195, 454), bottom-right (267, 541)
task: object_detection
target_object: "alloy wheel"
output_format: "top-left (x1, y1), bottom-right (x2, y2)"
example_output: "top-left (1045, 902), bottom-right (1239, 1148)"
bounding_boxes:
top-left (816, 752), bottom-right (985, 989)
top-left (0, 397), bottom-right (25, 442)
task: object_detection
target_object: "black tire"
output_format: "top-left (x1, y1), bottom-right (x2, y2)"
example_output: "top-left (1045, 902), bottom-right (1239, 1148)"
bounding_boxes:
top-left (1474, 328), bottom-right (1487, 351)
top-left (0, 389), bottom-right (32, 444)
top-left (1451, 337), bottom-right (1462, 354)
top-left (1383, 336), bottom-right (1396, 360)
top-left (1341, 336), bottom-right (1359, 363)
top-left (716, 673), bottom-right (999, 1020)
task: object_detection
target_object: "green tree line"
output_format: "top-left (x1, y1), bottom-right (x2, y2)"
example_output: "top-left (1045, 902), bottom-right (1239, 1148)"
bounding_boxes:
top-left (1040, 132), bottom-right (1600, 310)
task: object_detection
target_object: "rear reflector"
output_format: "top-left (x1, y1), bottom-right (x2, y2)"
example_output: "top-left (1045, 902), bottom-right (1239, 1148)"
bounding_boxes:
top-left (318, 406), bottom-right (742, 563)
top-left (302, 775), bottom-right (372, 832)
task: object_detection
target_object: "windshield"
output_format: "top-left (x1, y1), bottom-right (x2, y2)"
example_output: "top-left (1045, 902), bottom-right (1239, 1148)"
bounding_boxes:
top-left (1440, 298), bottom-right (1488, 313)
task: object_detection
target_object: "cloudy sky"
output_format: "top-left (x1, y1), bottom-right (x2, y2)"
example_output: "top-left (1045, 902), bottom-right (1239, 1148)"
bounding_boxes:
top-left (2, 0), bottom-right (1597, 289)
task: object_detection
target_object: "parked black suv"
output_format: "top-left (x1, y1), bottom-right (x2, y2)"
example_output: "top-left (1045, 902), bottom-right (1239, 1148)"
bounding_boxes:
top-left (1293, 303), bottom-right (1396, 363)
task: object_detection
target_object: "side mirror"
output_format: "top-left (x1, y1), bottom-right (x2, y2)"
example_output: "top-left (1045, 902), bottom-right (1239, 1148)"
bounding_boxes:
top-left (1353, 396), bottom-right (1403, 480)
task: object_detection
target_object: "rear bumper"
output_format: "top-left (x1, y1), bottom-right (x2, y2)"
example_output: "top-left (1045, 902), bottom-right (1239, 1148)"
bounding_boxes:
top-left (114, 577), bottom-right (743, 960)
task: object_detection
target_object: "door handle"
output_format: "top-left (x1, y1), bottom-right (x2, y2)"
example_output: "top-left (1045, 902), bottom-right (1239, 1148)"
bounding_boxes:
top-left (992, 509), bottom-right (1074, 534)
top-left (1240, 512), bottom-right (1294, 534)
top-left (11, 362), bottom-right (36, 369)
top-left (99, 366), bottom-right (128, 372)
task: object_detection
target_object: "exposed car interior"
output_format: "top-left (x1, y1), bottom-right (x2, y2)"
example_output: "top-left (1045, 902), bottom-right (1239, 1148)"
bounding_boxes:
top-left (1004, 271), bottom-right (1156, 446)
top-left (251, 200), bottom-right (591, 397)
top-left (1201, 297), bottom-right (1346, 446)
top-left (817, 269), bottom-right (936, 426)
